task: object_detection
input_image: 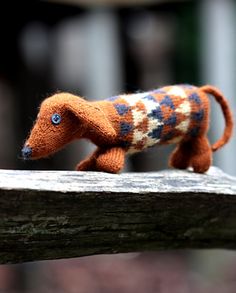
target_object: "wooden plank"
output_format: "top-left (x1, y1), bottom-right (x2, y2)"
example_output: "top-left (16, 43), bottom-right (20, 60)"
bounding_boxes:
top-left (0, 167), bottom-right (236, 264)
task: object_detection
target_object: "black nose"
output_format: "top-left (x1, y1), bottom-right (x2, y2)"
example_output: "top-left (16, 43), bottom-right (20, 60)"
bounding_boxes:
top-left (21, 146), bottom-right (32, 160)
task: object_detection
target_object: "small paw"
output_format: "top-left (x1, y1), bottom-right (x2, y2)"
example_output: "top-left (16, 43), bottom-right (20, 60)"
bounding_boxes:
top-left (76, 159), bottom-right (95, 171)
top-left (191, 154), bottom-right (212, 173)
top-left (169, 148), bottom-right (190, 170)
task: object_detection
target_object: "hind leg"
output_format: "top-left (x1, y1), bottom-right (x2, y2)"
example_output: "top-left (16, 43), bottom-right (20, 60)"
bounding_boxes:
top-left (189, 135), bottom-right (212, 173)
top-left (169, 140), bottom-right (193, 170)
top-left (169, 135), bottom-right (212, 173)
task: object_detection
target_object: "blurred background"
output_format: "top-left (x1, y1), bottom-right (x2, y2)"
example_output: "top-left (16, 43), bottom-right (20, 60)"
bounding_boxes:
top-left (0, 0), bottom-right (236, 292)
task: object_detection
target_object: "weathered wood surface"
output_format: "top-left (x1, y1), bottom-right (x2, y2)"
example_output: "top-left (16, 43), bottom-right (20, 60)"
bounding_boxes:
top-left (0, 167), bottom-right (236, 264)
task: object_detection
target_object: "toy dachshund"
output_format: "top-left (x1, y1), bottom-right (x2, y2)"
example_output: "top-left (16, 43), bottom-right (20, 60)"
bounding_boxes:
top-left (22, 84), bottom-right (233, 173)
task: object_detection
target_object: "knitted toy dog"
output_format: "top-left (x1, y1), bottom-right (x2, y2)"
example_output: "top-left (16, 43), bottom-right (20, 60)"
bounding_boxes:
top-left (22, 85), bottom-right (233, 173)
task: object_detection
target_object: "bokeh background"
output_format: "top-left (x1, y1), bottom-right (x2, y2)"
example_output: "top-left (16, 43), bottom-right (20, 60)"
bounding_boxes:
top-left (0, 0), bottom-right (236, 292)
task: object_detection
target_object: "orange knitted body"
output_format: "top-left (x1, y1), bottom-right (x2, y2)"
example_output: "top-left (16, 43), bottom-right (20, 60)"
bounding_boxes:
top-left (22, 85), bottom-right (233, 173)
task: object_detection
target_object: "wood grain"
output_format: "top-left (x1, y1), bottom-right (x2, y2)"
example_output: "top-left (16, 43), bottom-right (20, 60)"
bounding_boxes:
top-left (0, 167), bottom-right (236, 264)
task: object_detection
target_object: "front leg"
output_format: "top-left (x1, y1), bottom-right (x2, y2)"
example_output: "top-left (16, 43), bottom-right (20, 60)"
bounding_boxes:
top-left (76, 148), bottom-right (101, 171)
top-left (95, 147), bottom-right (126, 173)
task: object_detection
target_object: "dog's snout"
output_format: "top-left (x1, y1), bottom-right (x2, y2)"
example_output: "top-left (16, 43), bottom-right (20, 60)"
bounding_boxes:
top-left (21, 146), bottom-right (32, 160)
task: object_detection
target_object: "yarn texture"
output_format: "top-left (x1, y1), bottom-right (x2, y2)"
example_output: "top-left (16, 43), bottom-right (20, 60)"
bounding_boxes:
top-left (22, 84), bottom-right (233, 173)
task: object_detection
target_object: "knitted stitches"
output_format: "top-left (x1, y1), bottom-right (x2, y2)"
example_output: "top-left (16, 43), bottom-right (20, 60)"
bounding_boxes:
top-left (106, 85), bottom-right (208, 154)
top-left (22, 84), bottom-right (233, 173)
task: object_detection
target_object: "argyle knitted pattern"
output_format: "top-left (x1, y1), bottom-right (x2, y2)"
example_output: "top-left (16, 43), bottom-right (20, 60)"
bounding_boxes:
top-left (106, 85), bottom-right (210, 154)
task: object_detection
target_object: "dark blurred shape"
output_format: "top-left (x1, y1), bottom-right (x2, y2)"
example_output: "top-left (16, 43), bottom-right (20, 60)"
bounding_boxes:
top-left (0, 81), bottom-right (16, 168)
top-left (25, 252), bottom-right (193, 293)
top-left (47, 0), bottom-right (187, 7)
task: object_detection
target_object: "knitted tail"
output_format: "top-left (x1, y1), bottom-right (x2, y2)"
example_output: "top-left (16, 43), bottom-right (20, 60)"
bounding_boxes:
top-left (200, 85), bottom-right (234, 152)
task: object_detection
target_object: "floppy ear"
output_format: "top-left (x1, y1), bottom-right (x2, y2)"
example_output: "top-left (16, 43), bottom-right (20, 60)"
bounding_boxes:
top-left (65, 96), bottom-right (116, 140)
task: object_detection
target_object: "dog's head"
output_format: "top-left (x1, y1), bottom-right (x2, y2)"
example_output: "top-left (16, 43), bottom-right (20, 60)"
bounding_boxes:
top-left (22, 93), bottom-right (115, 160)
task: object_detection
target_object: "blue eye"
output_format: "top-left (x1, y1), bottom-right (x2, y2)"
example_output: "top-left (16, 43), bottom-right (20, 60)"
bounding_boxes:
top-left (51, 113), bottom-right (61, 125)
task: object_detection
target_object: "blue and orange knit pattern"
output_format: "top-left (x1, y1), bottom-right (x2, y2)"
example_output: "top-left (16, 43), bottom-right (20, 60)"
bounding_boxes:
top-left (22, 84), bottom-right (233, 173)
top-left (106, 85), bottom-right (209, 153)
